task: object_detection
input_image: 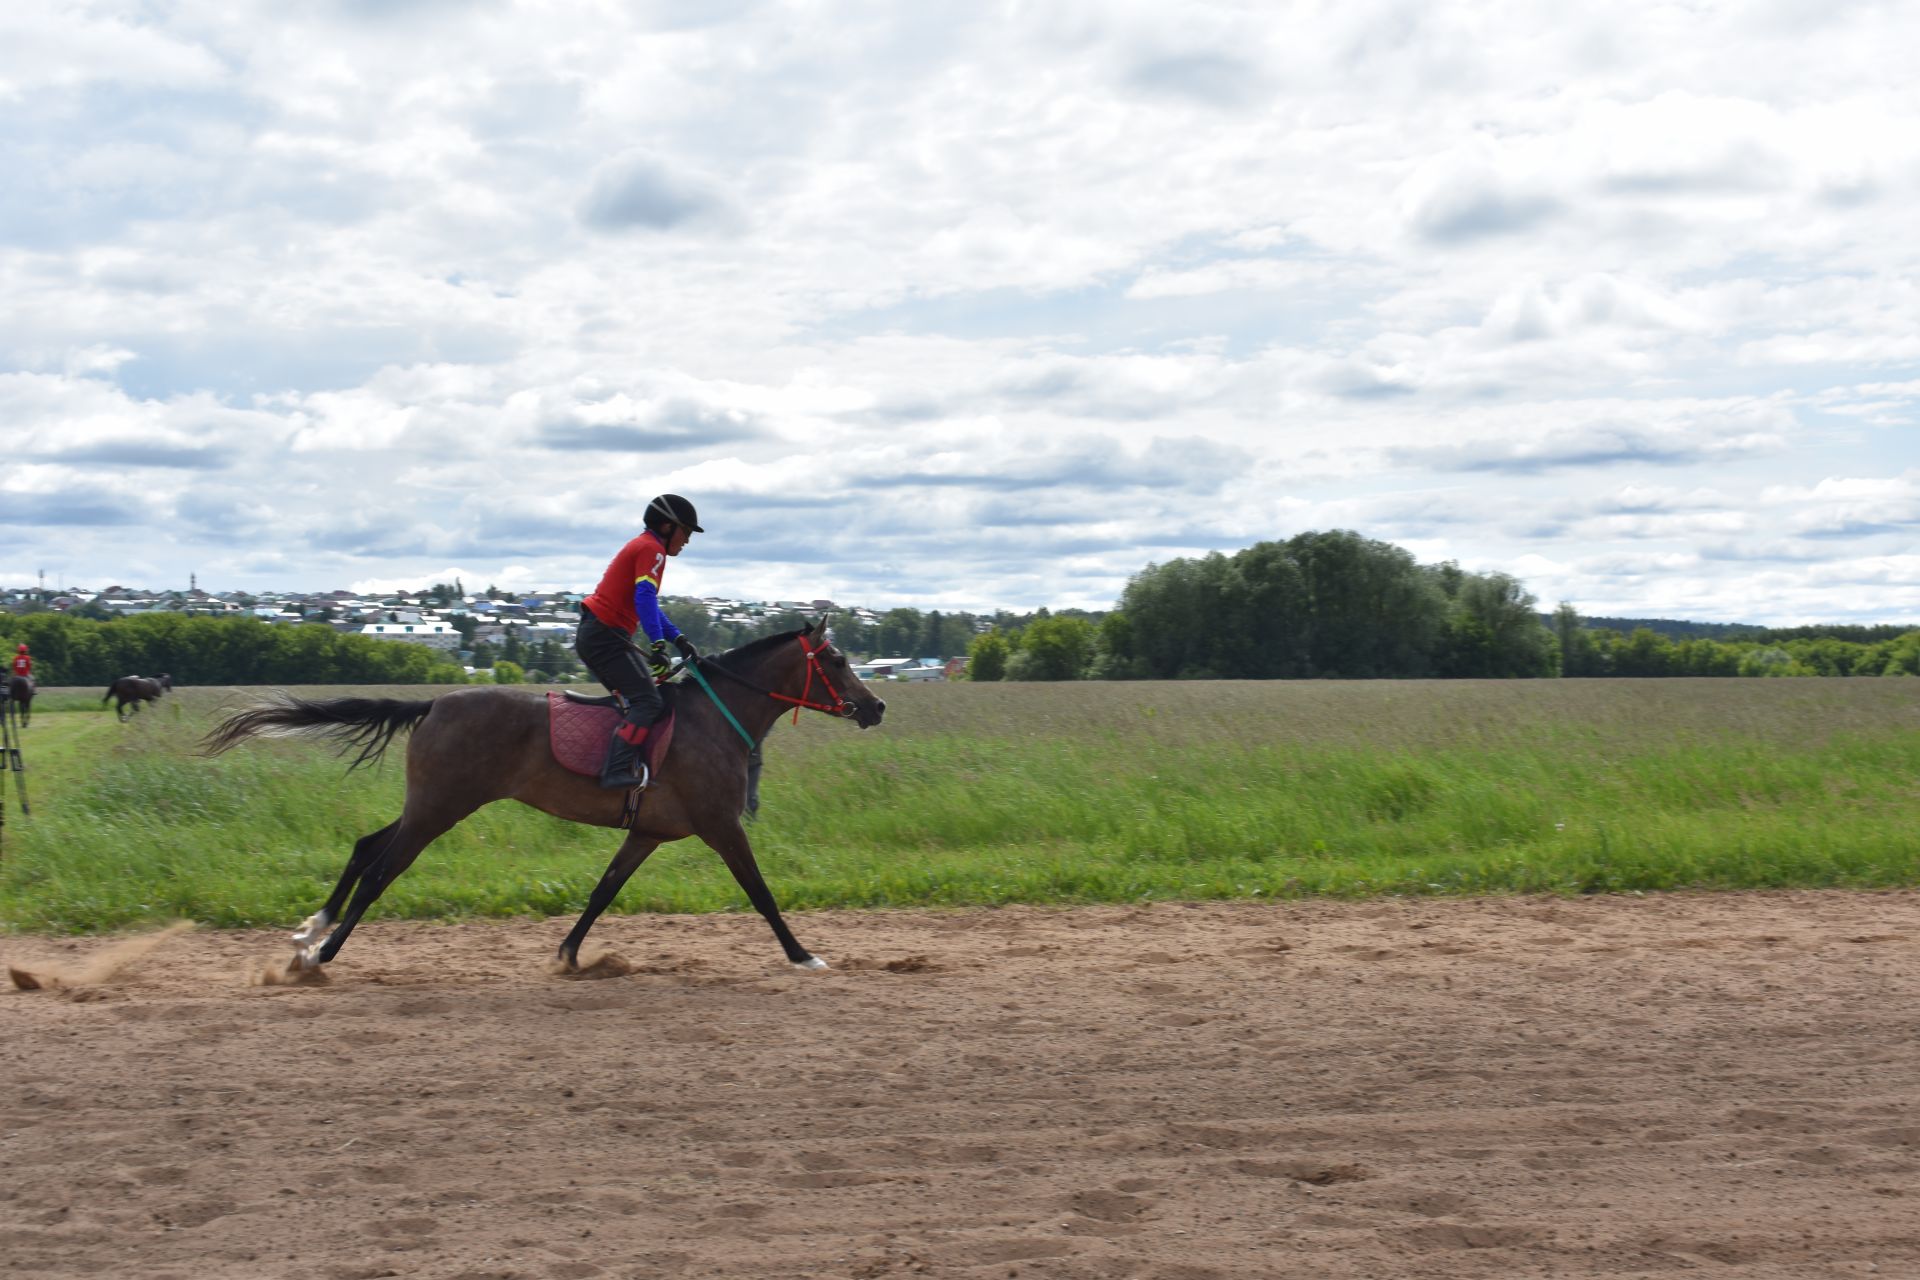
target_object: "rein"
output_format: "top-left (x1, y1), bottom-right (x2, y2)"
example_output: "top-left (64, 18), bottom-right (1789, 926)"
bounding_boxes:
top-left (682, 658), bottom-right (758, 750)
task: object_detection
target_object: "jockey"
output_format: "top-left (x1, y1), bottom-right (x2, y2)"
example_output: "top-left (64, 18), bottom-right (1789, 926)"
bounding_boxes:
top-left (10, 644), bottom-right (28, 679)
top-left (573, 494), bottom-right (702, 789)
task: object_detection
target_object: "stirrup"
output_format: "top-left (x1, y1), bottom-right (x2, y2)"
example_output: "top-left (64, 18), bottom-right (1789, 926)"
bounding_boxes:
top-left (598, 759), bottom-right (648, 791)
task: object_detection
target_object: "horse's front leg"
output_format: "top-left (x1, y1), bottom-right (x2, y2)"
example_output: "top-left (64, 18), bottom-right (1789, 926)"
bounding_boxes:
top-left (703, 818), bottom-right (826, 971)
top-left (557, 831), bottom-right (661, 971)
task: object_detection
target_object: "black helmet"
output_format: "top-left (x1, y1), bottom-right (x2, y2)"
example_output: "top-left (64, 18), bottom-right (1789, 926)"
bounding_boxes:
top-left (644, 493), bottom-right (703, 535)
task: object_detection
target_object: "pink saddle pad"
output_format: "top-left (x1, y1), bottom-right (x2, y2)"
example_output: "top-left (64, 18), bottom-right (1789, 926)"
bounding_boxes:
top-left (546, 694), bottom-right (675, 779)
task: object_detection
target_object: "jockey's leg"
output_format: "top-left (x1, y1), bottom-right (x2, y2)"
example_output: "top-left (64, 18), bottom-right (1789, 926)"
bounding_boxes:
top-left (574, 608), bottom-right (663, 790)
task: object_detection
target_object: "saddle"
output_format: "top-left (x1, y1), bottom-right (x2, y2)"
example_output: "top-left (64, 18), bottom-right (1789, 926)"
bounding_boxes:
top-left (546, 691), bottom-right (676, 781)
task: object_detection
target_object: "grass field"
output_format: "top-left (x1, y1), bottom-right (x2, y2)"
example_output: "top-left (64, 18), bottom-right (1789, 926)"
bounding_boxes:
top-left (1, 678), bottom-right (1916, 933)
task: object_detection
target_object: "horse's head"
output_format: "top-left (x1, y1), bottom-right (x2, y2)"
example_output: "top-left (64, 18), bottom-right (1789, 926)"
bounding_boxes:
top-left (158, 673), bottom-right (173, 691)
top-left (799, 616), bottom-right (886, 728)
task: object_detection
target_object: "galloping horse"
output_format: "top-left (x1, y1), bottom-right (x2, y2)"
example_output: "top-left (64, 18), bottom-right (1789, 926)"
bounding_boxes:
top-left (105, 673), bottom-right (171, 720)
top-left (201, 620), bottom-right (885, 973)
top-left (5, 675), bottom-right (30, 727)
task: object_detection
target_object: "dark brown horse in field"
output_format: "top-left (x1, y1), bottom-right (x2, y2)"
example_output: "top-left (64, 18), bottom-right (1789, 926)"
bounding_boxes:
top-left (105, 673), bottom-right (171, 720)
top-left (5, 675), bottom-right (31, 727)
top-left (201, 621), bottom-right (885, 973)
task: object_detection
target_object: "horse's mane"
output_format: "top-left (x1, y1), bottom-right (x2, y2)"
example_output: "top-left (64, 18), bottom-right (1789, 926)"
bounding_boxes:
top-left (719, 627), bottom-right (811, 664)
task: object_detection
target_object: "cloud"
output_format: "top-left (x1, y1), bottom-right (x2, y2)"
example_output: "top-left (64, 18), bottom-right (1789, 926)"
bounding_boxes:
top-left (538, 400), bottom-right (767, 451)
top-left (1123, 52), bottom-right (1262, 108)
top-left (0, 486), bottom-right (148, 527)
top-left (29, 440), bottom-right (231, 470)
top-left (1397, 150), bottom-right (1563, 243)
top-left (1392, 410), bottom-right (1790, 475)
top-left (577, 152), bottom-right (733, 233)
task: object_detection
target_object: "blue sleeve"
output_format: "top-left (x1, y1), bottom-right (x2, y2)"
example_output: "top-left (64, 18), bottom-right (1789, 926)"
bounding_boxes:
top-left (631, 580), bottom-right (681, 644)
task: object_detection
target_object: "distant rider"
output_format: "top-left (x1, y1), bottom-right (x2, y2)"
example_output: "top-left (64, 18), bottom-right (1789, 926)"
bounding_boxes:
top-left (10, 644), bottom-right (29, 680)
top-left (573, 494), bottom-right (702, 789)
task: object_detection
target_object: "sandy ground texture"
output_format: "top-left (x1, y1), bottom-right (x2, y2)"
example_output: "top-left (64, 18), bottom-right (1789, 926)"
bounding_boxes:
top-left (3, 891), bottom-right (1917, 1280)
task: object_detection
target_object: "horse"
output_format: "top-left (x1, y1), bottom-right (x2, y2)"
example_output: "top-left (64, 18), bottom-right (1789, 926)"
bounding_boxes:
top-left (200, 619), bottom-right (885, 974)
top-left (105, 673), bottom-right (171, 720)
top-left (5, 675), bottom-right (30, 727)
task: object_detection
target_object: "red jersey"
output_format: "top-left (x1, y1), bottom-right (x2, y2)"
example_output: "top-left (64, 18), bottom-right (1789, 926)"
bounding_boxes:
top-left (583, 530), bottom-right (669, 637)
top-left (10, 654), bottom-right (28, 678)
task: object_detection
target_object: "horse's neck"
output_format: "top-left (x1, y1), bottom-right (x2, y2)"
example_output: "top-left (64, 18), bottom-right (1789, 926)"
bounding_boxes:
top-left (709, 649), bottom-right (808, 743)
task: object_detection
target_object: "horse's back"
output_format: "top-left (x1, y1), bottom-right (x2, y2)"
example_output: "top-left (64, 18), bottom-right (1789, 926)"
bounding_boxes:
top-left (408, 685), bottom-right (549, 768)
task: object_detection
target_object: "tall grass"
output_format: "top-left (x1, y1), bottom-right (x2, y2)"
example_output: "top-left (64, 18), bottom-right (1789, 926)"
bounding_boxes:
top-left (2, 679), bottom-right (1915, 933)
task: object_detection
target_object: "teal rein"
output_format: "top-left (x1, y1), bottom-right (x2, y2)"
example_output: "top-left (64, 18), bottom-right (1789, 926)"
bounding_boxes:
top-left (682, 658), bottom-right (758, 749)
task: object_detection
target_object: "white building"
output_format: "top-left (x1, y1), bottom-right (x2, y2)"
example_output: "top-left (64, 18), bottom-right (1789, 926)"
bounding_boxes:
top-left (359, 619), bottom-right (461, 651)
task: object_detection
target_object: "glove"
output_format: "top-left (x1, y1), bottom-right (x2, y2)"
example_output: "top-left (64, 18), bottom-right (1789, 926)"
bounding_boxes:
top-left (672, 634), bottom-right (700, 660)
top-left (646, 639), bottom-right (672, 680)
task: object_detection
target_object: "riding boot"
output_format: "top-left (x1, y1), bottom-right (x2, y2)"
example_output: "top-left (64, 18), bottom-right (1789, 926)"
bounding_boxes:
top-left (599, 719), bottom-right (650, 790)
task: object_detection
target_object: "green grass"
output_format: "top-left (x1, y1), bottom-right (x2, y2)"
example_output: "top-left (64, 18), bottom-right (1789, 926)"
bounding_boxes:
top-left (2, 679), bottom-right (1916, 933)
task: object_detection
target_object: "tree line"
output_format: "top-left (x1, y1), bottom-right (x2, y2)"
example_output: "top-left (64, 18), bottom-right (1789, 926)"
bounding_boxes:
top-left (963, 530), bottom-right (1920, 681)
top-left (0, 612), bottom-right (469, 687)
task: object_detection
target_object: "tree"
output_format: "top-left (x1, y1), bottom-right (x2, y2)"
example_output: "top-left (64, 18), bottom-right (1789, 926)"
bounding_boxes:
top-left (1290, 530), bottom-right (1444, 677)
top-left (1553, 603), bottom-right (1603, 677)
top-left (1435, 573), bottom-right (1554, 677)
top-left (1005, 616), bottom-right (1095, 681)
top-left (873, 608), bottom-right (923, 658)
top-left (492, 660), bottom-right (526, 684)
top-left (1612, 628), bottom-right (1676, 677)
top-left (967, 631), bottom-right (1010, 681)
top-left (1089, 612), bottom-right (1144, 679)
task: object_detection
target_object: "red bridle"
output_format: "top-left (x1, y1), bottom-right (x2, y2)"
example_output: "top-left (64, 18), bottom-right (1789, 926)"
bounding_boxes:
top-left (766, 632), bottom-right (855, 723)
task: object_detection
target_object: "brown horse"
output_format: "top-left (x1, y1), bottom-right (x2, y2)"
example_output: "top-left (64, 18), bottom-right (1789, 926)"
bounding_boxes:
top-left (5, 675), bottom-right (30, 727)
top-left (104, 673), bottom-right (171, 720)
top-left (201, 620), bottom-right (885, 973)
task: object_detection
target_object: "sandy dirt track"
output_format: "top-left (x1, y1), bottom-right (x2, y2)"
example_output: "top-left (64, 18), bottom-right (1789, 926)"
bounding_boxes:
top-left (4, 891), bottom-right (1916, 1279)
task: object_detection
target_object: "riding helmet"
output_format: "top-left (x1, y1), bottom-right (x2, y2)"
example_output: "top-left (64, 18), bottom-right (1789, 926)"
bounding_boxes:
top-left (644, 493), bottom-right (704, 535)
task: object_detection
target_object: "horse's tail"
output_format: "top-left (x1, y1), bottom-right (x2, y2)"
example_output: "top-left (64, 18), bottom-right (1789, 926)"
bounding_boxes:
top-left (201, 695), bottom-right (436, 770)
top-left (102, 682), bottom-right (113, 704)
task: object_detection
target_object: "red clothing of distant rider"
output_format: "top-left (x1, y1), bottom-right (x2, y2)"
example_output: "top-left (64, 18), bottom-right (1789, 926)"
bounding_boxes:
top-left (11, 646), bottom-right (28, 679)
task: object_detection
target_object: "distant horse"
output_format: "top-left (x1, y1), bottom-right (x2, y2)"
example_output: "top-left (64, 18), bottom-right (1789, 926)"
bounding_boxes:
top-left (201, 620), bottom-right (885, 974)
top-left (104, 673), bottom-right (171, 720)
top-left (5, 675), bottom-right (30, 727)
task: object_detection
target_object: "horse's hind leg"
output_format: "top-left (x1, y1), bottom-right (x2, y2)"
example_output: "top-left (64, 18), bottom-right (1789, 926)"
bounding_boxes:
top-left (300, 803), bottom-right (475, 969)
top-left (557, 831), bottom-right (661, 971)
top-left (292, 821), bottom-right (398, 950)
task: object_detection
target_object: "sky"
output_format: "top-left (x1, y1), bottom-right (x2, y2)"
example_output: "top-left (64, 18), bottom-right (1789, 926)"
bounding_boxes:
top-left (2, 0), bottom-right (1917, 625)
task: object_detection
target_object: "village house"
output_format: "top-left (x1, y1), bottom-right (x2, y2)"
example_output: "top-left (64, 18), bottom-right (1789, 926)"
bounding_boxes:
top-left (358, 618), bottom-right (461, 651)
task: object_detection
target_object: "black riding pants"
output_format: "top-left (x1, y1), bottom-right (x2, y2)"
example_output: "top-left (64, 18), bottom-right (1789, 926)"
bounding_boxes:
top-left (574, 606), bottom-right (662, 727)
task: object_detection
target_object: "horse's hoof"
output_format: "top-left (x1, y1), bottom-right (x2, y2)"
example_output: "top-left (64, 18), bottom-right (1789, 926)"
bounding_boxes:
top-left (794, 956), bottom-right (830, 972)
top-left (290, 913), bottom-right (329, 947)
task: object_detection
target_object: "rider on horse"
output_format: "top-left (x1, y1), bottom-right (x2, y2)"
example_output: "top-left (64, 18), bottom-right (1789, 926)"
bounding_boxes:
top-left (573, 494), bottom-right (702, 789)
top-left (10, 645), bottom-right (28, 681)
